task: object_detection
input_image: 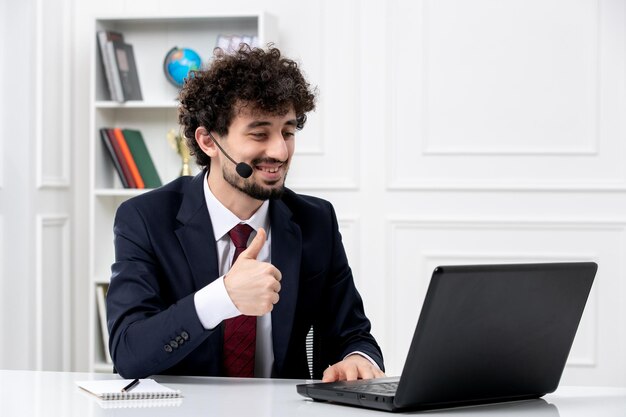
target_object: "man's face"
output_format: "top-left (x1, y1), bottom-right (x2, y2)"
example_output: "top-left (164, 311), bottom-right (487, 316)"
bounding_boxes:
top-left (216, 105), bottom-right (297, 201)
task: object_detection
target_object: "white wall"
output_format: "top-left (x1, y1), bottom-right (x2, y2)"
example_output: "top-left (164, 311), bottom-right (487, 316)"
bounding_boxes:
top-left (1, 0), bottom-right (624, 386)
top-left (0, 0), bottom-right (38, 370)
top-left (0, 0), bottom-right (74, 371)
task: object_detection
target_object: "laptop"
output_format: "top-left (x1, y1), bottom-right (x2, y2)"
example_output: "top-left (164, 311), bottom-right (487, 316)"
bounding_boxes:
top-left (297, 262), bottom-right (597, 412)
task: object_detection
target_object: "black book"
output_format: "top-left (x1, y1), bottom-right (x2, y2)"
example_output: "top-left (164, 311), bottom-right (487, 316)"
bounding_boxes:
top-left (112, 41), bottom-right (143, 101)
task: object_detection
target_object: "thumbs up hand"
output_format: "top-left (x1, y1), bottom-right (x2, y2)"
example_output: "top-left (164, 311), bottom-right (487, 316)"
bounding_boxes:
top-left (239, 226), bottom-right (267, 261)
top-left (223, 228), bottom-right (282, 316)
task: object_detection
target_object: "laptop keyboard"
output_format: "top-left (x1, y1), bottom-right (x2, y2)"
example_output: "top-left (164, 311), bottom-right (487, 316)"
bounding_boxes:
top-left (339, 382), bottom-right (398, 395)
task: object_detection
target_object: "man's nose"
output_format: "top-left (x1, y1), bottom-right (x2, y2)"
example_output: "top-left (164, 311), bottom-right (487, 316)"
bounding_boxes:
top-left (266, 133), bottom-right (289, 161)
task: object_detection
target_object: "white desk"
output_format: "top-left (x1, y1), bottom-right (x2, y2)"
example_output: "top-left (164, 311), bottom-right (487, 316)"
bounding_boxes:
top-left (1, 370), bottom-right (624, 416)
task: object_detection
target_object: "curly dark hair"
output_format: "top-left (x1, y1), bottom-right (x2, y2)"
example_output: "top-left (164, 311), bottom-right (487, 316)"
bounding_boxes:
top-left (178, 44), bottom-right (317, 167)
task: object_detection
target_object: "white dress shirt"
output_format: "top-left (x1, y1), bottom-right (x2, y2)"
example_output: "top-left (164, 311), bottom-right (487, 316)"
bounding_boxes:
top-left (194, 174), bottom-right (379, 377)
top-left (193, 174), bottom-right (274, 377)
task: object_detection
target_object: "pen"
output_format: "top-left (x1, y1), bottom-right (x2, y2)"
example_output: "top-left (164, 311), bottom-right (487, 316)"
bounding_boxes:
top-left (121, 379), bottom-right (140, 393)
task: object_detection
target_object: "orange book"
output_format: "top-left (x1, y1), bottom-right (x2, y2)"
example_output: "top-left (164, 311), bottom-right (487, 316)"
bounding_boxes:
top-left (113, 128), bottom-right (145, 188)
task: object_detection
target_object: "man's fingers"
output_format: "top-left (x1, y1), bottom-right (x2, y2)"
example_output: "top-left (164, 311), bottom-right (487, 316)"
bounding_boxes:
top-left (344, 365), bottom-right (359, 381)
top-left (322, 366), bottom-right (340, 382)
top-left (240, 227), bottom-right (266, 260)
top-left (322, 357), bottom-right (386, 382)
top-left (357, 367), bottom-right (375, 380)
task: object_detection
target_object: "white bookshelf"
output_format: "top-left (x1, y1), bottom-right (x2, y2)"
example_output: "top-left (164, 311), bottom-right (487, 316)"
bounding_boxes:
top-left (88, 12), bottom-right (278, 372)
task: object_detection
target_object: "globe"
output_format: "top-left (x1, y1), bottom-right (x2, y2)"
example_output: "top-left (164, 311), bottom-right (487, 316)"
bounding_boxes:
top-left (163, 47), bottom-right (202, 87)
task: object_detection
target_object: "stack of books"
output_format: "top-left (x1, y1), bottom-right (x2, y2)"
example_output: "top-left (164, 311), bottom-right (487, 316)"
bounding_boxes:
top-left (100, 128), bottom-right (161, 189)
top-left (97, 30), bottom-right (143, 102)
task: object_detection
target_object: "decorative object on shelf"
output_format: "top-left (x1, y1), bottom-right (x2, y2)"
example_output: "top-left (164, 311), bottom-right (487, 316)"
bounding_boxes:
top-left (163, 47), bottom-right (202, 87)
top-left (216, 34), bottom-right (259, 53)
top-left (167, 129), bottom-right (192, 176)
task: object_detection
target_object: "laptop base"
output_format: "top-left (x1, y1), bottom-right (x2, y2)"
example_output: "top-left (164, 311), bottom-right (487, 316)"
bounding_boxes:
top-left (297, 378), bottom-right (543, 412)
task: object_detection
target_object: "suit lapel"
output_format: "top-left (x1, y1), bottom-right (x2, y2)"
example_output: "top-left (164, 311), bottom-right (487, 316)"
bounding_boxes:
top-left (174, 170), bottom-right (220, 290)
top-left (270, 199), bottom-right (301, 375)
top-left (173, 174), bottom-right (301, 374)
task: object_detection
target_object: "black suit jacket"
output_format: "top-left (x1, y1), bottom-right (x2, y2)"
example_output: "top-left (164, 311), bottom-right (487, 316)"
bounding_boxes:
top-left (107, 171), bottom-right (383, 379)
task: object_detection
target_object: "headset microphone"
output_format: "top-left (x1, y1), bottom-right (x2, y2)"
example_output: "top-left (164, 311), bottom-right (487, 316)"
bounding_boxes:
top-left (208, 133), bottom-right (254, 178)
top-left (234, 162), bottom-right (254, 179)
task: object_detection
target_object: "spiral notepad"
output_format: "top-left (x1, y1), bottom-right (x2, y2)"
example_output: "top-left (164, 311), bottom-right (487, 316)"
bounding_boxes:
top-left (76, 378), bottom-right (182, 400)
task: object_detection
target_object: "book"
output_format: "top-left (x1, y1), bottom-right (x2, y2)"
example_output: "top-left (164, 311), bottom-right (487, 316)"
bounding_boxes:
top-left (105, 128), bottom-right (137, 188)
top-left (112, 128), bottom-right (145, 188)
top-left (95, 284), bottom-right (112, 364)
top-left (100, 128), bottom-right (130, 188)
top-left (96, 30), bottom-right (125, 102)
top-left (76, 379), bottom-right (182, 401)
top-left (112, 41), bottom-right (143, 101)
top-left (122, 129), bottom-right (162, 188)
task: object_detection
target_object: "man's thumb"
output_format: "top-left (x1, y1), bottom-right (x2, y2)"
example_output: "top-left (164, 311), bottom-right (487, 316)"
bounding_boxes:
top-left (240, 227), bottom-right (266, 260)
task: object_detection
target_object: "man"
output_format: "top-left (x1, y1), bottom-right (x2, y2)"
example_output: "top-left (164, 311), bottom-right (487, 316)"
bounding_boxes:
top-left (107, 45), bottom-right (384, 382)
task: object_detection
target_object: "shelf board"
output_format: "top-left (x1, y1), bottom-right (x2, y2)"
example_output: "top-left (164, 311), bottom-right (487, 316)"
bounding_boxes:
top-left (95, 100), bottom-right (178, 109)
top-left (94, 188), bottom-right (152, 197)
top-left (96, 13), bottom-right (263, 25)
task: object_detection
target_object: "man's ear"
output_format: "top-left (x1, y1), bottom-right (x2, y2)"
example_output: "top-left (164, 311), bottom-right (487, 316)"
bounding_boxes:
top-left (195, 126), bottom-right (218, 157)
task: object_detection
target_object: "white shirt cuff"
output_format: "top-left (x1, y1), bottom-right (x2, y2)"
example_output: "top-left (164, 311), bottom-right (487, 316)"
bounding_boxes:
top-left (194, 276), bottom-right (241, 329)
top-left (345, 351), bottom-right (381, 370)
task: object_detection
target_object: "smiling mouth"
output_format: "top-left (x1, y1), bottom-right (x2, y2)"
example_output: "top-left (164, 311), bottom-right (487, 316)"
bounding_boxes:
top-left (253, 158), bottom-right (286, 174)
top-left (256, 164), bottom-right (282, 173)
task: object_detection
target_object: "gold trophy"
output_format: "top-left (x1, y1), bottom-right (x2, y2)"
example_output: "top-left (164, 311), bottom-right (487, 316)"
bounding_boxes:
top-left (167, 129), bottom-right (192, 176)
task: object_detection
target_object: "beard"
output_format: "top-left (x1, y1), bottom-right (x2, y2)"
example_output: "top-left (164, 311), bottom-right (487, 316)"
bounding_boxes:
top-left (222, 159), bottom-right (288, 201)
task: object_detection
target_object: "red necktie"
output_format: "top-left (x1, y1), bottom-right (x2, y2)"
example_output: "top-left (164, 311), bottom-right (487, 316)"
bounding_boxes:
top-left (223, 223), bottom-right (256, 377)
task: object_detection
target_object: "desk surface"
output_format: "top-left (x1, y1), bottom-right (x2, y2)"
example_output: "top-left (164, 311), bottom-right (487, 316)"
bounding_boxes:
top-left (1, 370), bottom-right (625, 416)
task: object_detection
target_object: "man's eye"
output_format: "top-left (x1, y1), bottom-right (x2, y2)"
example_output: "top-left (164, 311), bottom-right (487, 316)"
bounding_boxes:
top-left (283, 131), bottom-right (295, 138)
top-left (251, 132), bottom-right (266, 139)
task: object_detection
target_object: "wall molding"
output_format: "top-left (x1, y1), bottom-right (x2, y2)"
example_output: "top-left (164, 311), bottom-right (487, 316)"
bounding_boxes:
top-left (0, 0), bottom-right (5, 189)
top-left (0, 216), bottom-right (3, 363)
top-left (383, 216), bottom-right (622, 374)
top-left (385, 0), bottom-right (616, 191)
top-left (387, 217), bottom-right (626, 230)
top-left (418, 252), bottom-right (598, 367)
top-left (290, 178), bottom-right (360, 191)
top-left (289, 0), bottom-right (361, 188)
top-left (35, 0), bottom-right (71, 189)
top-left (421, 0), bottom-right (600, 157)
top-left (338, 215), bottom-right (361, 285)
top-left (35, 214), bottom-right (71, 371)
top-left (386, 180), bottom-right (626, 192)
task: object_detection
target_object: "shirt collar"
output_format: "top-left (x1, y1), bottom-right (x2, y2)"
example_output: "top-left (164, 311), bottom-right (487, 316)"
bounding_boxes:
top-left (203, 172), bottom-right (270, 241)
